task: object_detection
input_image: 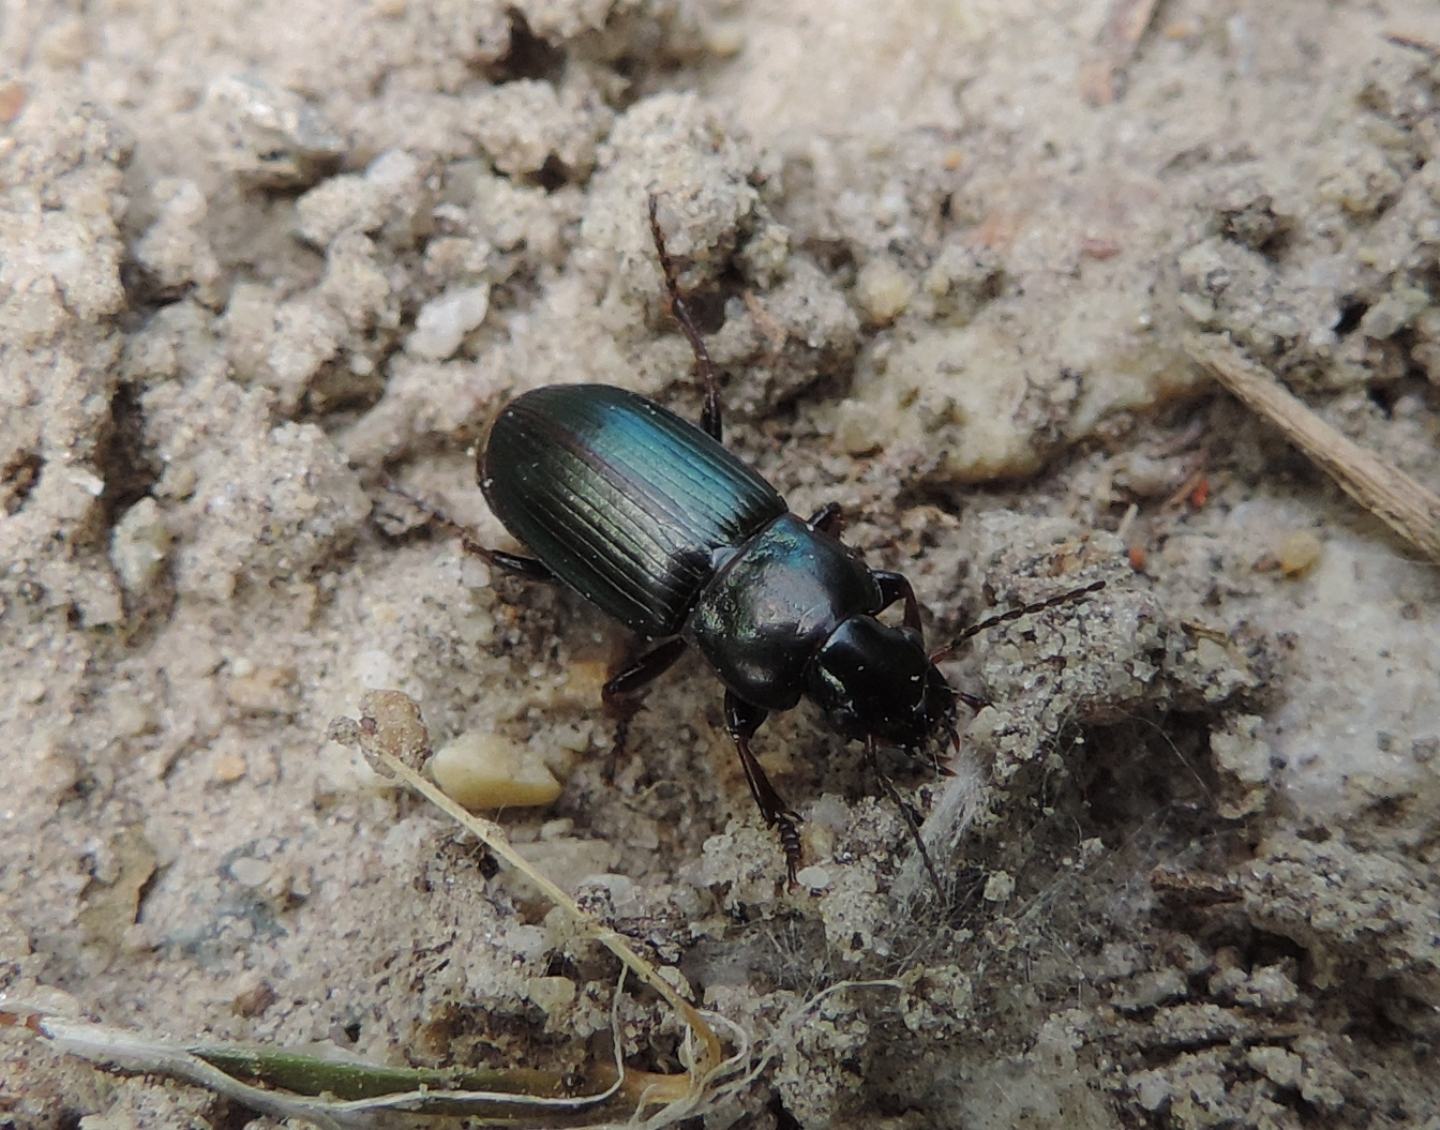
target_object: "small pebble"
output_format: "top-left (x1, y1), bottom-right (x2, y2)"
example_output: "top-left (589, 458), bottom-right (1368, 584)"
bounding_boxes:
top-left (206, 73), bottom-right (345, 189)
top-left (525, 976), bottom-right (577, 1016)
top-left (795, 864), bottom-right (832, 890)
top-left (110, 696), bottom-right (156, 738)
top-left (1246, 1046), bottom-right (1303, 1088)
top-left (854, 258), bottom-right (914, 325)
top-left (1276, 529), bottom-right (1322, 576)
top-left (233, 979), bottom-right (278, 1018)
top-left (225, 666), bottom-right (297, 714)
top-left (705, 20), bottom-right (746, 56)
top-left (407, 284), bottom-right (491, 360)
top-left (110, 498), bottom-right (172, 595)
top-left (833, 399), bottom-right (883, 456)
top-left (0, 82), bottom-right (27, 124)
top-left (230, 856), bottom-right (272, 887)
top-left (214, 753), bottom-right (248, 783)
top-left (558, 657), bottom-right (609, 706)
top-left (430, 731), bottom-right (562, 810)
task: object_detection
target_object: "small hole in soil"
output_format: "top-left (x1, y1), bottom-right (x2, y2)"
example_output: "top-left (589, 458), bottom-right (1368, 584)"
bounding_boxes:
top-left (490, 13), bottom-right (565, 84)
top-left (1334, 298), bottom-right (1368, 335)
top-left (1367, 383), bottom-right (1398, 417)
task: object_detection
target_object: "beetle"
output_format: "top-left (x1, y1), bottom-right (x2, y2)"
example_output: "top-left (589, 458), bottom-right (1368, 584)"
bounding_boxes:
top-left (461, 197), bottom-right (1101, 884)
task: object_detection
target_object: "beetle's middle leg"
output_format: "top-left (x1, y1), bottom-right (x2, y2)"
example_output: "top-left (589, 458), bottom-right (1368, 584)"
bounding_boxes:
top-left (724, 691), bottom-right (802, 884)
top-left (602, 638), bottom-right (688, 705)
top-left (647, 195), bottom-right (723, 443)
top-left (601, 637), bottom-right (688, 779)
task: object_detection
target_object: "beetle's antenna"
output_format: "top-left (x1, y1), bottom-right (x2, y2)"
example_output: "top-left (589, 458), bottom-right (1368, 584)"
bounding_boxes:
top-left (929, 579), bottom-right (1106, 663)
top-left (647, 194), bottom-right (723, 442)
top-left (867, 737), bottom-right (943, 897)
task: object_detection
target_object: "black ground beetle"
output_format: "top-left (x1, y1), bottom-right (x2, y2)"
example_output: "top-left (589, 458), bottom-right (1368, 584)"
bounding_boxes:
top-left (457, 197), bottom-right (1101, 885)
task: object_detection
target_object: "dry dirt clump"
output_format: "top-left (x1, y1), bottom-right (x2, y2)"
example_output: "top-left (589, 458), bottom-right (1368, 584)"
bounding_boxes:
top-left (3, 2), bottom-right (1440, 1128)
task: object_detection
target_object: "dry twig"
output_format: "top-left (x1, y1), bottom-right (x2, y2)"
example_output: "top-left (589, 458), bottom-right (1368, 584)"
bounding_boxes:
top-left (1185, 333), bottom-right (1440, 563)
top-left (1081, 0), bottom-right (1161, 105)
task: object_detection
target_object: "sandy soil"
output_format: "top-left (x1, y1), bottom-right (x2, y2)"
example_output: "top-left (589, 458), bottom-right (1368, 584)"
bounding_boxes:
top-left (3, 1), bottom-right (1440, 1127)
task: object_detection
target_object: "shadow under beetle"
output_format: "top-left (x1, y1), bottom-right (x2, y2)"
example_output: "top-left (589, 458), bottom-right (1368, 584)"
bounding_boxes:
top-left (469, 197), bottom-right (1102, 885)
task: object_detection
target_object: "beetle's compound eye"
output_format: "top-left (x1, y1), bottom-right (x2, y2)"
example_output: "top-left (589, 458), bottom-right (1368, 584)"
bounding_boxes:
top-left (806, 615), bottom-right (953, 748)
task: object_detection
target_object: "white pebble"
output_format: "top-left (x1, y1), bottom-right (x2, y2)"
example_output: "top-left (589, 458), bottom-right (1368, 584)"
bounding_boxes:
top-left (855, 258), bottom-right (914, 325)
top-left (982, 870), bottom-right (1015, 902)
top-left (407, 284), bottom-right (491, 360)
top-left (795, 865), bottom-right (832, 890)
top-left (230, 856), bottom-right (272, 887)
top-left (109, 498), bottom-right (172, 594)
top-left (430, 731), bottom-right (561, 810)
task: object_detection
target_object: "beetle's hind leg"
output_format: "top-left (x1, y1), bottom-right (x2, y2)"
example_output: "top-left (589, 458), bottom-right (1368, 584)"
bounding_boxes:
top-left (647, 194), bottom-right (723, 443)
top-left (724, 691), bottom-right (803, 884)
top-left (464, 545), bottom-right (555, 583)
top-left (601, 638), bottom-right (688, 781)
top-left (382, 479), bottom-right (556, 583)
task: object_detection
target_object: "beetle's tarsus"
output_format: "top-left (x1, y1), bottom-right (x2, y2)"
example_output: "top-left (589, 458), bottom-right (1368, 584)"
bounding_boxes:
top-left (923, 740), bottom-right (958, 777)
top-left (381, 477), bottom-right (463, 532)
top-left (778, 815), bottom-right (803, 886)
top-left (725, 691), bottom-right (807, 881)
top-left (602, 700), bottom-right (638, 784)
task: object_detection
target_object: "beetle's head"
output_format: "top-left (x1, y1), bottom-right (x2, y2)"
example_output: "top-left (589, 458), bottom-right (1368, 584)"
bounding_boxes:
top-left (806, 615), bottom-right (958, 751)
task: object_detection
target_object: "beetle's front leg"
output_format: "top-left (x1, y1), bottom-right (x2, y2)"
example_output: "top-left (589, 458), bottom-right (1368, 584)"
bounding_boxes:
top-left (874, 570), bottom-right (922, 633)
top-left (807, 502), bottom-right (844, 538)
top-left (723, 691), bottom-right (802, 883)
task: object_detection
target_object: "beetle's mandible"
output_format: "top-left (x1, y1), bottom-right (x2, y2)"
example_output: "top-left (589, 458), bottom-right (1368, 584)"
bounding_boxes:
top-left (468, 196), bottom-right (1101, 885)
